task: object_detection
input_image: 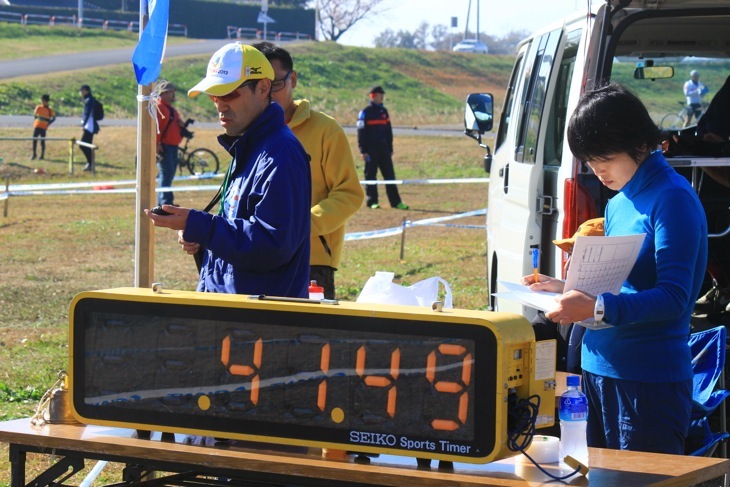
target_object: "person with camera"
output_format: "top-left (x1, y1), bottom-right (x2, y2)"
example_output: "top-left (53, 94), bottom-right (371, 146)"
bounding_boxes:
top-left (156, 82), bottom-right (186, 206)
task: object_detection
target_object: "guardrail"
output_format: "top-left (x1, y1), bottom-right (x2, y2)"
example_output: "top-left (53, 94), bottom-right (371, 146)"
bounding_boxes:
top-left (0, 11), bottom-right (23, 24)
top-left (275, 31), bottom-right (312, 41)
top-left (23, 13), bottom-right (52, 25)
top-left (0, 11), bottom-right (187, 36)
top-left (168, 23), bottom-right (187, 37)
top-left (50, 14), bottom-right (77, 27)
top-left (78, 16), bottom-right (105, 29)
top-left (103, 19), bottom-right (132, 31)
top-left (227, 26), bottom-right (259, 39)
top-left (226, 25), bottom-right (311, 42)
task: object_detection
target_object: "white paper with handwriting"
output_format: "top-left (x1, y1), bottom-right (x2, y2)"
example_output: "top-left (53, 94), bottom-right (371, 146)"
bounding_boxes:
top-left (494, 234), bottom-right (646, 330)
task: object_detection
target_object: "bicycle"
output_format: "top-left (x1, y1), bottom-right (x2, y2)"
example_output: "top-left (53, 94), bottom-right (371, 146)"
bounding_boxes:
top-left (167, 118), bottom-right (220, 175)
top-left (660, 101), bottom-right (707, 130)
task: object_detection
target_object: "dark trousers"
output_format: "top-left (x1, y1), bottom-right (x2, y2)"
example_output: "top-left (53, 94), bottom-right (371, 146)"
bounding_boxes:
top-left (81, 130), bottom-right (94, 165)
top-left (157, 144), bottom-right (179, 205)
top-left (583, 371), bottom-right (692, 454)
top-left (364, 152), bottom-right (402, 207)
top-left (32, 127), bottom-right (47, 157)
top-left (310, 265), bottom-right (335, 300)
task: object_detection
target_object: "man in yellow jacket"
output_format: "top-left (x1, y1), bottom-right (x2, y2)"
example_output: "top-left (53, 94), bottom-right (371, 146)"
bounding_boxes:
top-left (253, 42), bottom-right (364, 300)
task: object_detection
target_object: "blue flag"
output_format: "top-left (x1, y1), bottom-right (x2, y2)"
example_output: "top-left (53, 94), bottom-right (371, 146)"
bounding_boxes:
top-left (132, 0), bottom-right (169, 85)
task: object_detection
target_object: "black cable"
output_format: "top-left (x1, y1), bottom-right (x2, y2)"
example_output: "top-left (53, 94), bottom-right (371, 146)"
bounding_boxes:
top-left (506, 393), bottom-right (582, 481)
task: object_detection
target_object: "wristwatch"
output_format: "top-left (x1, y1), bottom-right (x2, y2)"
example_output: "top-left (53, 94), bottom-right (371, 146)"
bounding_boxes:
top-left (594, 294), bottom-right (605, 324)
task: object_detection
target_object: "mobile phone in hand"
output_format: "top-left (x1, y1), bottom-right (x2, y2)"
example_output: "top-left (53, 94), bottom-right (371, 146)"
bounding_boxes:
top-left (151, 206), bottom-right (172, 216)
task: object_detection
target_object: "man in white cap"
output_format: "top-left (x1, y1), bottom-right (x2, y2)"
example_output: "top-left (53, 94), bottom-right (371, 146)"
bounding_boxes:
top-left (146, 42), bottom-right (311, 298)
top-left (683, 69), bottom-right (709, 127)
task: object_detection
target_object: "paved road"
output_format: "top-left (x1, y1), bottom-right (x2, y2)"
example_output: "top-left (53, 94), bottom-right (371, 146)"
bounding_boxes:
top-left (0, 39), bottom-right (230, 80)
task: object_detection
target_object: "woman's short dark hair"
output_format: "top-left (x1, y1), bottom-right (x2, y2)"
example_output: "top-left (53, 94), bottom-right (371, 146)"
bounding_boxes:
top-left (567, 84), bottom-right (661, 163)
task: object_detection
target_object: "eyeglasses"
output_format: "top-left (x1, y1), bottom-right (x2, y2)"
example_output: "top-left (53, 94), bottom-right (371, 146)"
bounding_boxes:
top-left (208, 80), bottom-right (257, 103)
top-left (271, 70), bottom-right (292, 93)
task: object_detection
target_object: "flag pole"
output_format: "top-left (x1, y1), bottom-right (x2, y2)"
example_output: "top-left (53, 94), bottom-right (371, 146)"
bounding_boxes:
top-left (134, 3), bottom-right (156, 288)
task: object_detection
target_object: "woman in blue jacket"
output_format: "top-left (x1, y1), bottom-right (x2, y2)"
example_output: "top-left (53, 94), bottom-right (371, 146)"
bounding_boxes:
top-left (525, 84), bottom-right (708, 454)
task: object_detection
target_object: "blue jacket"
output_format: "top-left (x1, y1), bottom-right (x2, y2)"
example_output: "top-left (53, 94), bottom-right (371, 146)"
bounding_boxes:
top-left (82, 94), bottom-right (99, 134)
top-left (357, 102), bottom-right (393, 155)
top-left (583, 151), bottom-right (708, 382)
top-left (183, 102), bottom-right (311, 298)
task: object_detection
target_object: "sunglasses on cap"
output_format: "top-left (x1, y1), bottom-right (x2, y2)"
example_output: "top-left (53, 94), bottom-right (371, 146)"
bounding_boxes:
top-left (208, 79), bottom-right (258, 103)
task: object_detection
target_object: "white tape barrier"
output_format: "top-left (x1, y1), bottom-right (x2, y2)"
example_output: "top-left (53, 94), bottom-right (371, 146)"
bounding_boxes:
top-left (4, 177), bottom-right (488, 240)
top-left (7, 172), bottom-right (223, 196)
top-left (7, 176), bottom-right (486, 196)
top-left (361, 178), bottom-right (488, 185)
top-left (345, 208), bottom-right (487, 241)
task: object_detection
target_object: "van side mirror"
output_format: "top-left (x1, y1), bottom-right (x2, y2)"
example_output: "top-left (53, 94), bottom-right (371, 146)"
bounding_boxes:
top-left (464, 93), bottom-right (494, 133)
top-left (634, 65), bottom-right (674, 80)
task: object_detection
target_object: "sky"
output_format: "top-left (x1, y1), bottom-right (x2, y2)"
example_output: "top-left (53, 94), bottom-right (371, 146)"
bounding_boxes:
top-left (335, 0), bottom-right (586, 47)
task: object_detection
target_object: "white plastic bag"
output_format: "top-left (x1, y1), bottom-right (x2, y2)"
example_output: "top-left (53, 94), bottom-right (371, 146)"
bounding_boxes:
top-left (356, 271), bottom-right (453, 309)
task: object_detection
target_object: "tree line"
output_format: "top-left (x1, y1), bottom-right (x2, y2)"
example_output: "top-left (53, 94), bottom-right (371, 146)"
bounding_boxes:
top-left (374, 24), bottom-right (528, 54)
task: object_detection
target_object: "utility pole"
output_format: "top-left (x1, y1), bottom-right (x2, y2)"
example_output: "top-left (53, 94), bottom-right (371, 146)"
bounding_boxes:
top-left (78, 0), bottom-right (83, 21)
top-left (464, 0), bottom-right (471, 40)
top-left (476, 0), bottom-right (480, 41)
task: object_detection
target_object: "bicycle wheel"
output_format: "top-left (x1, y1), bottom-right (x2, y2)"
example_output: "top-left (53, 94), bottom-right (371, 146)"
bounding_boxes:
top-left (186, 148), bottom-right (220, 175)
top-left (176, 147), bottom-right (187, 172)
top-left (660, 112), bottom-right (685, 130)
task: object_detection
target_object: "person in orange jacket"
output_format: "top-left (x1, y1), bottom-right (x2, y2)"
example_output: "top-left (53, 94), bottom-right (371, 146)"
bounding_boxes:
top-left (31, 94), bottom-right (55, 160)
top-left (156, 83), bottom-right (186, 206)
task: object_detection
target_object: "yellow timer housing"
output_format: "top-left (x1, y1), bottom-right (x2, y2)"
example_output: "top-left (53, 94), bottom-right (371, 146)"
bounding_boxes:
top-left (68, 287), bottom-right (556, 464)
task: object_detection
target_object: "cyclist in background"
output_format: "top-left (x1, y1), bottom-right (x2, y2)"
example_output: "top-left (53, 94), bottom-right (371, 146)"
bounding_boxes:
top-left (156, 82), bottom-right (186, 206)
top-left (683, 70), bottom-right (709, 127)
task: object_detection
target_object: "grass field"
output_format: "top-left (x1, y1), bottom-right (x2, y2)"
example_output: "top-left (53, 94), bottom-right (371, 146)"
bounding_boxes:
top-left (0, 24), bottom-right (496, 474)
top-left (0, 124), bottom-right (491, 483)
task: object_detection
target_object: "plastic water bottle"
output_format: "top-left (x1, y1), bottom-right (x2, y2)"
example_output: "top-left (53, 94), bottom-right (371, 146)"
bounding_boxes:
top-left (308, 280), bottom-right (325, 301)
top-left (559, 375), bottom-right (589, 465)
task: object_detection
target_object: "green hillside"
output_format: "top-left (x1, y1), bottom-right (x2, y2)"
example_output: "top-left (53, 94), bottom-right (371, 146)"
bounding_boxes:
top-left (2, 24), bottom-right (728, 127)
top-left (0, 24), bottom-right (512, 127)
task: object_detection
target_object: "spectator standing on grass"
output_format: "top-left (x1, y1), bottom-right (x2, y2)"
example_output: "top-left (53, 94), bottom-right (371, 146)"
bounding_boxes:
top-left (31, 94), bottom-right (55, 160)
top-left (524, 84), bottom-right (707, 454)
top-left (145, 42), bottom-right (311, 298)
top-left (683, 70), bottom-right (709, 127)
top-left (79, 84), bottom-right (99, 171)
top-left (357, 86), bottom-right (408, 210)
top-left (253, 41), bottom-right (364, 300)
top-left (156, 82), bottom-right (185, 206)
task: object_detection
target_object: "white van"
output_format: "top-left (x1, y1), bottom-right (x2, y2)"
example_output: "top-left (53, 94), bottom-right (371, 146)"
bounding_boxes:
top-left (465, 0), bottom-right (730, 317)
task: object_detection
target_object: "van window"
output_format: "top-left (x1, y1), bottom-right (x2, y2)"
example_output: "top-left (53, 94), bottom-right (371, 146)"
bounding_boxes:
top-left (544, 29), bottom-right (582, 167)
top-left (516, 29), bottom-right (562, 164)
top-left (495, 51), bottom-right (525, 151)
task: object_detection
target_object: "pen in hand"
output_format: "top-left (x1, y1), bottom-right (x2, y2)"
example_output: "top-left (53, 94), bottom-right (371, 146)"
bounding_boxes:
top-left (531, 248), bottom-right (540, 284)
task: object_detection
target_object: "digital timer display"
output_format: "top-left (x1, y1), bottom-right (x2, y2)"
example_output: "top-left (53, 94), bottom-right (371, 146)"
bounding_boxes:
top-left (69, 288), bottom-right (553, 463)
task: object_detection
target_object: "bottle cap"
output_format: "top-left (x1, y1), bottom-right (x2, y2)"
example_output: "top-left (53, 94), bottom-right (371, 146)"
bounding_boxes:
top-left (567, 375), bottom-right (580, 387)
top-left (309, 280), bottom-right (324, 293)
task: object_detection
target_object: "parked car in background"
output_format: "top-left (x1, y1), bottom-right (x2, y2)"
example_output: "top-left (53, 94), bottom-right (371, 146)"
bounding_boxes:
top-left (453, 39), bottom-right (488, 54)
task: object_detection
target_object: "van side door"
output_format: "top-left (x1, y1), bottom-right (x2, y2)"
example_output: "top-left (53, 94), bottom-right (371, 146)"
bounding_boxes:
top-left (491, 29), bottom-right (562, 312)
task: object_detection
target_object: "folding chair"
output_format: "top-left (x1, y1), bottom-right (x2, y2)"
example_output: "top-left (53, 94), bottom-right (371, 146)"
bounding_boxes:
top-left (686, 325), bottom-right (730, 457)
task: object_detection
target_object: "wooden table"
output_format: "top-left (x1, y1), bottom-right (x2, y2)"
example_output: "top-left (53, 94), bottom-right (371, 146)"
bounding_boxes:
top-left (1, 418), bottom-right (728, 486)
